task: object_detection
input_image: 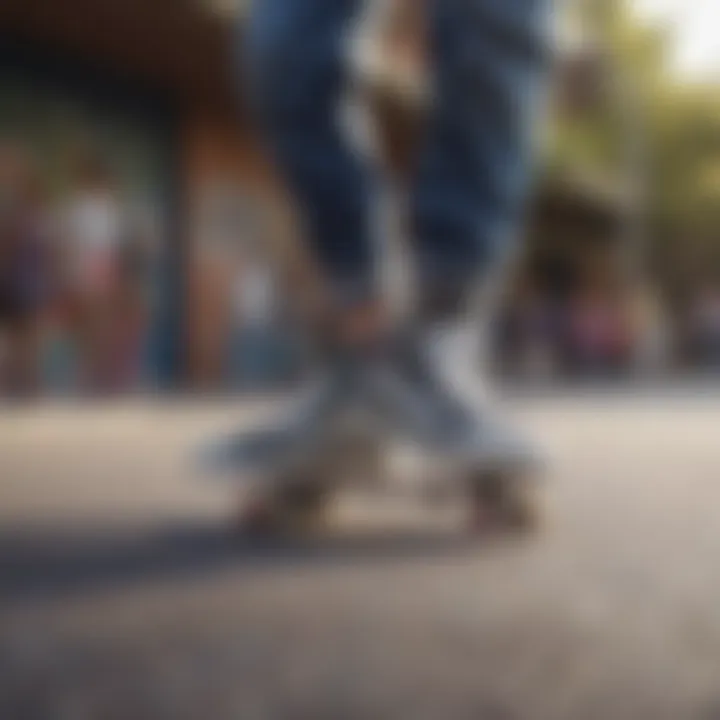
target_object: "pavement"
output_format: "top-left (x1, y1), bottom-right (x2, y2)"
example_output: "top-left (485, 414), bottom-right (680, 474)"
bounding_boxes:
top-left (2, 389), bottom-right (720, 719)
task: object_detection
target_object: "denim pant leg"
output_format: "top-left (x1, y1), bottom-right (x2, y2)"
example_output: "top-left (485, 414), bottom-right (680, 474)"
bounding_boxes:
top-left (412, 0), bottom-right (550, 296)
top-left (244, 0), bottom-right (374, 306)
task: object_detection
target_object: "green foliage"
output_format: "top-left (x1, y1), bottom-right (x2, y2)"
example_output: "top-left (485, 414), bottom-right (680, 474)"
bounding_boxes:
top-left (549, 0), bottom-right (720, 289)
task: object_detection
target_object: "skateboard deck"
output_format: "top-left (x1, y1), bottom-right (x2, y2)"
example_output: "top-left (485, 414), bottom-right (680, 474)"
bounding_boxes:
top-left (199, 428), bottom-right (542, 534)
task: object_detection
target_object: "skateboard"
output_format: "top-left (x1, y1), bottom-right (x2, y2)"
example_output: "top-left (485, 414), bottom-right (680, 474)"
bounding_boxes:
top-left (219, 427), bottom-right (541, 536)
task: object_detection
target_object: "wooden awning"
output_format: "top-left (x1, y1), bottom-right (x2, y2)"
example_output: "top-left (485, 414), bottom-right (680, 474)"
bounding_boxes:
top-left (0, 0), bottom-right (240, 113)
top-left (531, 173), bottom-right (628, 239)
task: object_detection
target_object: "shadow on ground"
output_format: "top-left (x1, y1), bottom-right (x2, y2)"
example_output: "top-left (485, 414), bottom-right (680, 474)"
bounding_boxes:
top-left (0, 523), bottom-right (517, 604)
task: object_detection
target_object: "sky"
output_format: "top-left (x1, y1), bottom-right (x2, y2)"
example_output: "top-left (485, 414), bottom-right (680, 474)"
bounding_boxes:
top-left (634, 0), bottom-right (720, 80)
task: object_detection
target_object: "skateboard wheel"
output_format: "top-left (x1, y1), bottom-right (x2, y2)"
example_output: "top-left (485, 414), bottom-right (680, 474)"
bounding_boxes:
top-left (233, 496), bottom-right (281, 536)
top-left (276, 481), bottom-right (331, 524)
top-left (469, 469), bottom-right (539, 533)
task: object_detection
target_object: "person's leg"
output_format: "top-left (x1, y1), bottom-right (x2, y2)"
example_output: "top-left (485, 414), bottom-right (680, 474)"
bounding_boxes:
top-left (204, 0), bottom-right (381, 480)
top-left (245, 0), bottom-right (374, 311)
top-left (362, 0), bottom-right (551, 455)
top-left (412, 0), bottom-right (549, 315)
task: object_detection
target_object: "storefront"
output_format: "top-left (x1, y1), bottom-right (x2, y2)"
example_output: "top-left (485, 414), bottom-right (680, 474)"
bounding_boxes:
top-left (0, 0), bottom-right (298, 394)
top-left (1, 43), bottom-right (180, 390)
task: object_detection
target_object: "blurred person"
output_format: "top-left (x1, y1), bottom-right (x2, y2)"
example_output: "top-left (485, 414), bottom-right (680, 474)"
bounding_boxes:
top-left (206, 0), bottom-right (551, 512)
top-left (229, 198), bottom-right (309, 390)
top-left (0, 145), bottom-right (53, 397)
top-left (690, 283), bottom-right (720, 370)
top-left (230, 236), bottom-right (281, 389)
top-left (109, 212), bottom-right (158, 391)
top-left (516, 288), bottom-right (560, 381)
top-left (568, 282), bottom-right (628, 378)
top-left (568, 285), bottom-right (609, 376)
top-left (626, 282), bottom-right (671, 377)
top-left (59, 154), bottom-right (127, 394)
top-left (492, 285), bottom-right (558, 381)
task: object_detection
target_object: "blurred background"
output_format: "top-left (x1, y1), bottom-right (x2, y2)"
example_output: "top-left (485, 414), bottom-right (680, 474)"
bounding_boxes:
top-left (1, 0), bottom-right (719, 399)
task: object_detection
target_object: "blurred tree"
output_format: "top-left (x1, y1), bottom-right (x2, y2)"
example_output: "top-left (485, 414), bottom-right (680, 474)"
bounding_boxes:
top-left (547, 0), bottom-right (720, 301)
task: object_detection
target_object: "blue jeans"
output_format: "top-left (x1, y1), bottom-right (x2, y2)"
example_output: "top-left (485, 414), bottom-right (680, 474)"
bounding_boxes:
top-left (245, 0), bottom-right (549, 305)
